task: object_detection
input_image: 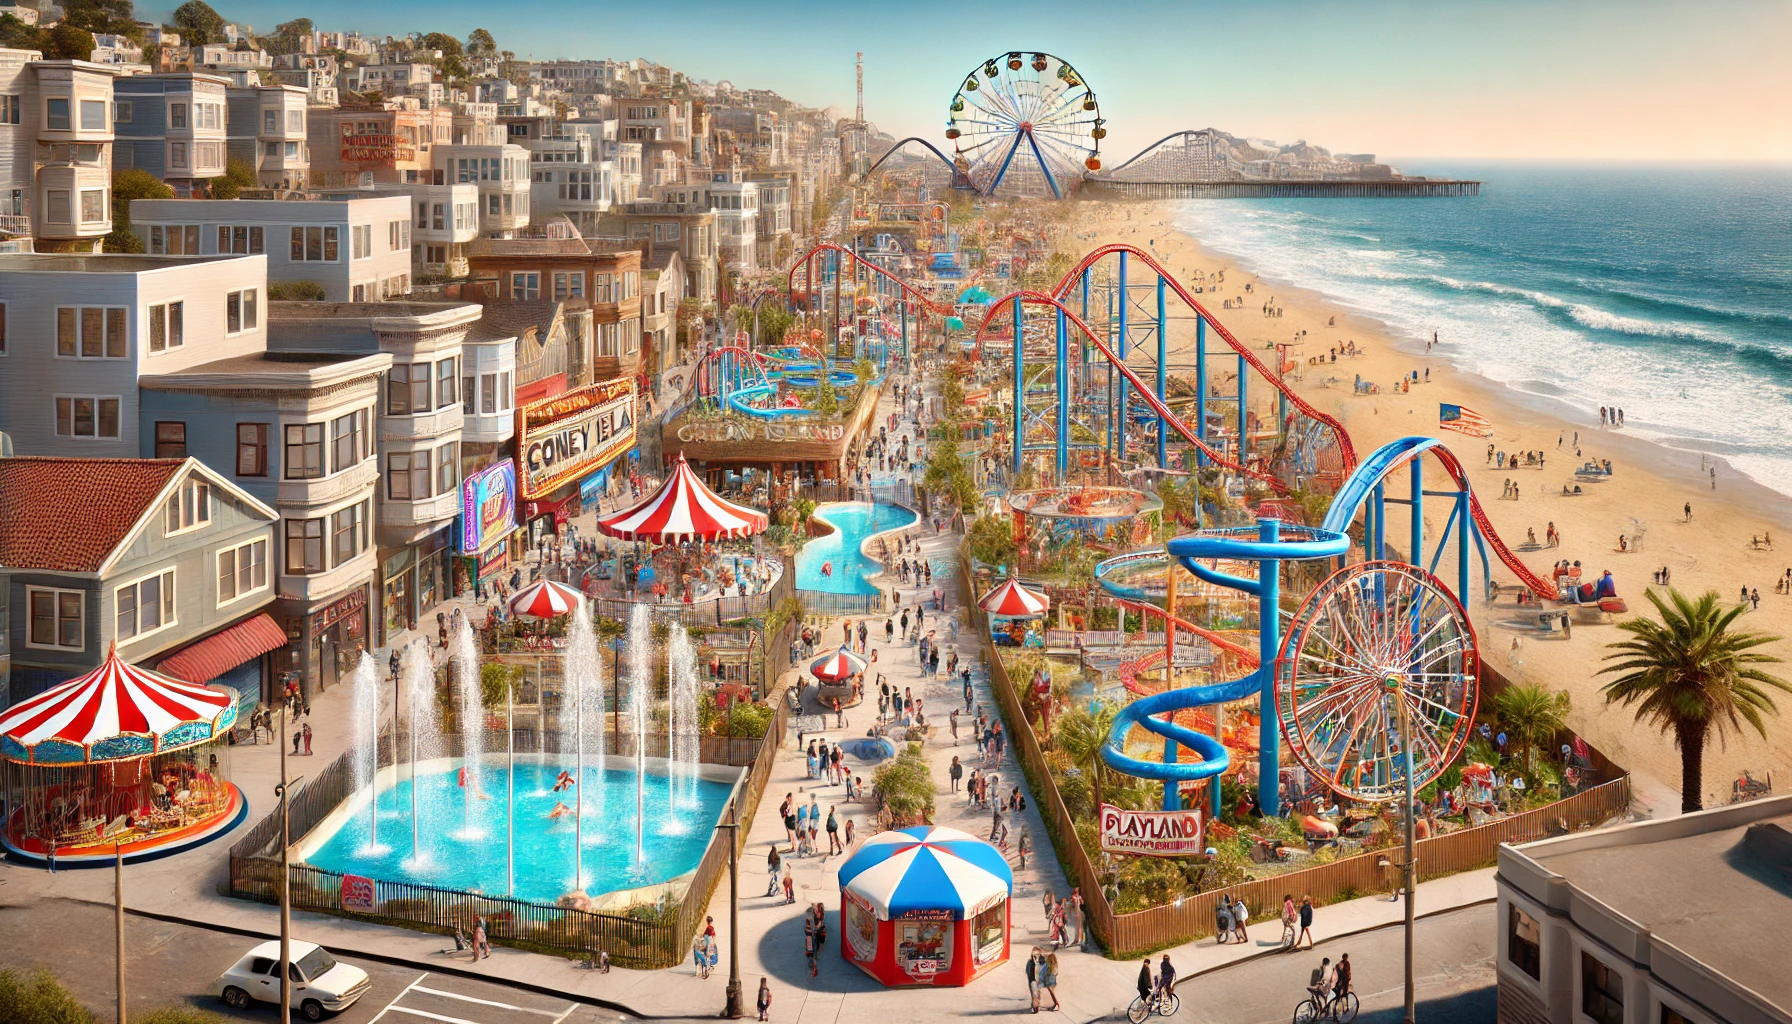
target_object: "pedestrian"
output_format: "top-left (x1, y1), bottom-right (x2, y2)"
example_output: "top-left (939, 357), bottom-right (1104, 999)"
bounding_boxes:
top-left (1232, 895), bottom-right (1250, 943)
top-left (291, 722), bottom-right (302, 756)
top-left (804, 927), bottom-right (817, 978)
top-left (844, 817), bottom-right (855, 847)
top-left (949, 755), bottom-right (963, 791)
top-left (757, 978), bottom-right (771, 1021)
top-left (1026, 949), bottom-right (1042, 1012)
top-left (1216, 894), bottom-right (1233, 944)
top-left (1281, 894), bottom-right (1298, 949)
top-left (1069, 888), bottom-right (1084, 947)
top-left (949, 708), bottom-right (960, 744)
top-left (781, 794), bottom-right (797, 849)
top-left (472, 916), bottom-right (490, 961)
top-left (766, 844), bottom-right (782, 896)
top-left (301, 721), bottom-right (313, 755)
top-left (1298, 894), bottom-right (1315, 949)
top-left (782, 865), bottom-right (795, 904)
top-left (388, 648), bottom-right (401, 686)
top-left (826, 806), bottom-right (841, 855)
top-left (1136, 958), bottom-right (1153, 1007)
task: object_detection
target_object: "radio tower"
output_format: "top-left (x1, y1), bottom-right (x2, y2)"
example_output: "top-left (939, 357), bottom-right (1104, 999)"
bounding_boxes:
top-left (840, 51), bottom-right (869, 177)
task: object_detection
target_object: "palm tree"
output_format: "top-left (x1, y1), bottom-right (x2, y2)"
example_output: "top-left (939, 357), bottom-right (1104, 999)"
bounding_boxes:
top-left (1491, 682), bottom-right (1571, 774)
top-left (1055, 704), bottom-right (1119, 809)
top-left (1599, 588), bottom-right (1792, 812)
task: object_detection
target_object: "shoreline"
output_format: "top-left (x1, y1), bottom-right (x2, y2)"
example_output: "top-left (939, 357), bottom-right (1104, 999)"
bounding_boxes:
top-left (1059, 199), bottom-right (1792, 808)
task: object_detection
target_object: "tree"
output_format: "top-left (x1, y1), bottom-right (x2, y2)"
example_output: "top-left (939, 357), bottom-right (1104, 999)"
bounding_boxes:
top-left (170, 0), bottom-right (226, 46)
top-left (755, 302), bottom-right (794, 349)
top-left (0, 13), bottom-right (38, 50)
top-left (1600, 588), bottom-right (1792, 812)
top-left (420, 32), bottom-right (466, 79)
top-left (105, 168), bottom-right (173, 253)
top-left (208, 158), bottom-right (257, 200)
top-left (63, 0), bottom-right (139, 38)
top-left (40, 23), bottom-right (95, 59)
top-left (965, 513), bottom-right (1018, 568)
top-left (1491, 682), bottom-right (1571, 775)
top-left (872, 743), bottom-right (935, 825)
top-left (1054, 703), bottom-right (1119, 810)
top-left (465, 27), bottom-right (496, 53)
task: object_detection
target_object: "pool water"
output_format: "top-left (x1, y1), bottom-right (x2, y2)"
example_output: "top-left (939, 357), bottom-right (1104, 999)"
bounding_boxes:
top-left (304, 762), bottom-right (734, 904)
top-left (796, 502), bottom-right (917, 595)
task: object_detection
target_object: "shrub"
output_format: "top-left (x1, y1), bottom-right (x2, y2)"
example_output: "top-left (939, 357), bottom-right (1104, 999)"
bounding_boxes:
top-left (269, 280), bottom-right (328, 301)
top-left (0, 967), bottom-right (92, 1024)
top-left (139, 1008), bottom-right (235, 1024)
top-left (873, 744), bottom-right (935, 825)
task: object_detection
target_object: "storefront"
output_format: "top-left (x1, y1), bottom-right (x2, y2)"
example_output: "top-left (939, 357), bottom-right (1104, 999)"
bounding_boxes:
top-left (458, 461), bottom-right (520, 594)
top-left (517, 376), bottom-right (638, 539)
top-left (378, 528), bottom-right (451, 639)
top-left (836, 825), bottom-right (1012, 988)
top-left (661, 381), bottom-right (882, 482)
top-left (152, 612), bottom-right (289, 710)
top-left (281, 583), bottom-right (371, 695)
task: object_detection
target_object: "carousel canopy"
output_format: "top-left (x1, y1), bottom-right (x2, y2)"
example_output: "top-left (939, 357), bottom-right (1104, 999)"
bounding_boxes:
top-left (0, 644), bottom-right (237, 765)
top-left (979, 577), bottom-right (1050, 618)
top-left (508, 579), bottom-right (584, 619)
top-left (838, 825), bottom-right (1012, 920)
top-left (596, 453), bottom-right (768, 544)
top-left (810, 645), bottom-right (867, 682)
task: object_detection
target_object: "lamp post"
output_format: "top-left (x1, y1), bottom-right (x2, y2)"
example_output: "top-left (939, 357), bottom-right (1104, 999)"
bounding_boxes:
top-left (115, 841), bottom-right (126, 1024)
top-left (715, 800), bottom-right (743, 1018)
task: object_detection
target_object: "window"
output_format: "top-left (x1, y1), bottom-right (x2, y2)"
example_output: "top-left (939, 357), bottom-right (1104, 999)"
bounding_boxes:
top-left (435, 441), bottom-right (458, 494)
top-left (283, 423), bottom-right (323, 479)
top-left (1660, 1006), bottom-right (1690, 1024)
top-left (263, 109), bottom-right (277, 133)
top-left (217, 226), bottom-right (264, 254)
top-left (510, 272), bottom-right (539, 300)
top-left (388, 363), bottom-right (433, 414)
top-left (147, 301), bottom-right (183, 352)
top-left (149, 225), bottom-right (201, 255)
top-left (435, 358), bottom-right (457, 407)
top-left (80, 99), bottom-right (105, 130)
top-left (46, 97), bottom-right (68, 130)
top-left (480, 373), bottom-right (497, 415)
top-left (237, 423), bottom-right (269, 476)
top-left (226, 289), bottom-right (258, 333)
top-left (27, 587), bottom-right (83, 650)
top-left (154, 421), bottom-right (186, 458)
top-left (217, 539), bottom-right (268, 603)
top-left (54, 396), bottom-right (121, 438)
top-left (170, 141), bottom-right (187, 169)
top-left (290, 225), bottom-right (340, 262)
top-left (284, 141), bottom-right (299, 158)
top-left (387, 450), bottom-right (429, 500)
top-left (1580, 951), bottom-right (1623, 1024)
top-left (47, 189), bottom-right (69, 223)
top-left (0, 95), bottom-right (19, 124)
top-left (0, 301), bottom-right (6, 354)
top-left (169, 102), bottom-right (187, 129)
top-left (288, 110), bottom-right (302, 133)
top-left (115, 569), bottom-right (175, 640)
top-left (330, 500), bottom-right (370, 566)
top-left (163, 478), bottom-right (211, 534)
top-left (1508, 905), bottom-right (1540, 980)
top-left (54, 306), bottom-right (127, 358)
top-left (284, 517), bottom-right (324, 574)
top-left (388, 219), bottom-right (408, 250)
top-left (352, 223), bottom-right (372, 259)
top-left (194, 141), bottom-right (224, 169)
top-left (330, 409), bottom-right (368, 473)
top-left (553, 272), bottom-right (584, 301)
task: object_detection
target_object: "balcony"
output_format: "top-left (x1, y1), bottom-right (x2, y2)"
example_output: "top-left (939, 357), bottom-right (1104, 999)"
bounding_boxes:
top-left (275, 460), bottom-right (379, 512)
top-left (0, 213), bottom-right (29, 236)
top-left (379, 490), bottom-right (460, 531)
top-left (276, 548), bottom-right (377, 605)
top-left (380, 406), bottom-right (464, 444)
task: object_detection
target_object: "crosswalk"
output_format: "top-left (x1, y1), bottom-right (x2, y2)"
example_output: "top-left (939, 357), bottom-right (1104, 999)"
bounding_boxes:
top-left (366, 973), bottom-right (580, 1024)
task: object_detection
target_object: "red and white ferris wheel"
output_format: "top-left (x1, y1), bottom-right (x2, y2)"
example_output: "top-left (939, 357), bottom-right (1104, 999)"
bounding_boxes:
top-left (945, 51), bottom-right (1103, 198)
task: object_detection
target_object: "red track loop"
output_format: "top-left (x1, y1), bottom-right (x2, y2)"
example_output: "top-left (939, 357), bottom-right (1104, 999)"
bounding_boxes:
top-left (785, 243), bottom-right (952, 318)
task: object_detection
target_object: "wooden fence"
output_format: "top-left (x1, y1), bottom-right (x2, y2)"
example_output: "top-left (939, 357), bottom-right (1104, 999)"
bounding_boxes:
top-left (227, 699), bottom-right (790, 968)
top-left (957, 551), bottom-right (1633, 958)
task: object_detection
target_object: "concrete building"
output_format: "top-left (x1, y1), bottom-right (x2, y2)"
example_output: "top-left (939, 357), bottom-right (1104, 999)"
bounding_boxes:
top-left (0, 50), bottom-right (124, 250)
top-left (748, 171), bottom-right (794, 267)
top-left (353, 180), bottom-right (480, 279)
top-left (130, 195), bottom-right (413, 301)
top-left (224, 82), bottom-right (308, 188)
top-left (0, 253), bottom-right (268, 459)
top-left (599, 200), bottom-right (717, 307)
top-left (639, 246), bottom-right (684, 382)
top-left (465, 233), bottom-right (641, 383)
top-left (306, 105), bottom-right (453, 188)
top-left (509, 116), bottom-right (615, 237)
top-left (434, 128), bottom-right (532, 237)
top-left (113, 73), bottom-right (230, 193)
top-left (196, 44), bottom-right (272, 71)
top-left (622, 98), bottom-right (693, 187)
top-left (0, 456), bottom-right (280, 706)
top-left (1496, 795), bottom-right (1792, 1024)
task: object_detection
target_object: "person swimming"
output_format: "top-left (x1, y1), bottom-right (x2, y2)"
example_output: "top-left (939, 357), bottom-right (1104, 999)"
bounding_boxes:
top-left (552, 770), bottom-right (576, 792)
top-left (820, 561), bottom-right (833, 577)
top-left (549, 801), bottom-right (572, 820)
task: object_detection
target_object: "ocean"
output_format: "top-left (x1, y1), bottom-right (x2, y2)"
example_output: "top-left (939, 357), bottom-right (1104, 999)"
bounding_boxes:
top-left (1171, 163), bottom-right (1792, 494)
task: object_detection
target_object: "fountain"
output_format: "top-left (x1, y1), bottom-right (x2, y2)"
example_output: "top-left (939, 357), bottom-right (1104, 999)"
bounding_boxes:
top-left (450, 615), bottom-right (484, 839)
top-left (402, 640), bottom-right (441, 869)
top-left (626, 603), bottom-right (652, 867)
top-left (564, 598), bottom-right (607, 890)
top-left (349, 652), bottom-right (385, 855)
top-left (666, 623), bottom-right (700, 819)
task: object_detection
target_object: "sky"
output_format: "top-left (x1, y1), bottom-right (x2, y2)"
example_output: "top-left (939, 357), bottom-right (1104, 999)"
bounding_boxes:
top-left (186, 0), bottom-right (1792, 165)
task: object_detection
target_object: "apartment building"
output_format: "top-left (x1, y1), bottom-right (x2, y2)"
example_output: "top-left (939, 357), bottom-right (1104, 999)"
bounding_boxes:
top-left (0, 51), bottom-right (124, 250)
top-left (465, 234), bottom-right (642, 383)
top-left (89, 34), bottom-right (144, 66)
top-left (306, 105), bottom-right (452, 188)
top-left (347, 180), bottom-right (480, 278)
top-left (273, 53), bottom-right (338, 108)
top-left (0, 252), bottom-right (268, 459)
top-left (748, 172), bottom-right (794, 265)
top-left (599, 199), bottom-right (717, 307)
top-left (130, 195), bottom-right (413, 300)
top-left (691, 172), bottom-right (759, 271)
top-left (196, 44), bottom-right (272, 71)
top-left (349, 63), bottom-right (435, 99)
top-left (622, 98), bottom-right (693, 187)
top-left (506, 117), bottom-right (615, 236)
top-left (433, 131), bottom-right (531, 236)
top-left (639, 246), bottom-right (684, 383)
top-left (113, 73), bottom-right (230, 193)
top-left (224, 82), bottom-right (307, 188)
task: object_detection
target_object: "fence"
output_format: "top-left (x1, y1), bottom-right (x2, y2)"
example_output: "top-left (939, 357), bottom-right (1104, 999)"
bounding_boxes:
top-left (957, 551), bottom-right (1633, 958)
top-left (795, 589), bottom-right (889, 616)
top-left (227, 698), bottom-right (791, 968)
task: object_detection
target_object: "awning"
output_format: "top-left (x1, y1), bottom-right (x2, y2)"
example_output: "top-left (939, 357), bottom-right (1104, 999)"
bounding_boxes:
top-left (156, 613), bottom-right (289, 684)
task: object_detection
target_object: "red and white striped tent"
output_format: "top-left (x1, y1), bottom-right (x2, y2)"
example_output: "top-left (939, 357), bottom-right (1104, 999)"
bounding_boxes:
top-left (978, 577), bottom-right (1050, 618)
top-left (597, 453), bottom-right (768, 544)
top-left (0, 643), bottom-right (237, 764)
top-left (810, 645), bottom-right (868, 682)
top-left (508, 579), bottom-right (585, 619)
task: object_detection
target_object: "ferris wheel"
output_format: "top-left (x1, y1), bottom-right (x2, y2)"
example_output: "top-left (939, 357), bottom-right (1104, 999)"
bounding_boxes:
top-left (1275, 561), bottom-right (1480, 803)
top-left (945, 51), bottom-right (1103, 198)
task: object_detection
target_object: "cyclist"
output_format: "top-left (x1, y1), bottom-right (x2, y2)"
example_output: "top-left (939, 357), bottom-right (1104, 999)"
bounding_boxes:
top-left (1332, 954), bottom-right (1353, 1012)
top-left (1136, 958), bottom-right (1153, 1007)
top-left (1154, 953), bottom-right (1177, 1001)
top-left (1307, 956), bottom-right (1334, 1007)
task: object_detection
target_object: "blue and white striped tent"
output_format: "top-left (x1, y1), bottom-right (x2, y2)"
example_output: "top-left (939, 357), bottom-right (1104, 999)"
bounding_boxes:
top-left (836, 825), bottom-right (1012, 919)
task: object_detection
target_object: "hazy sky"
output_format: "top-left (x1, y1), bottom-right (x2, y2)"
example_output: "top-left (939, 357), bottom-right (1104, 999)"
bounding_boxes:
top-left (196, 0), bottom-right (1792, 165)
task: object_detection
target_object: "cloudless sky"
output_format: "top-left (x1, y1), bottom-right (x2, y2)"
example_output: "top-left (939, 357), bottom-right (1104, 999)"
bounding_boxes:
top-left (177, 0), bottom-right (1792, 164)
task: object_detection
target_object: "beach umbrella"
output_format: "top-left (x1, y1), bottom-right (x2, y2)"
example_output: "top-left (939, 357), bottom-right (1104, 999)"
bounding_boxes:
top-left (508, 579), bottom-right (583, 620)
top-left (0, 642), bottom-right (237, 764)
top-left (978, 577), bottom-right (1050, 618)
top-left (810, 645), bottom-right (868, 682)
top-left (837, 825), bottom-right (1013, 919)
top-left (597, 453), bottom-right (768, 544)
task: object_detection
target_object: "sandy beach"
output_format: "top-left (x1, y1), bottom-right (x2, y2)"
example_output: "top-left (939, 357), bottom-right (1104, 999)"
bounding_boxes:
top-left (1054, 200), bottom-right (1792, 809)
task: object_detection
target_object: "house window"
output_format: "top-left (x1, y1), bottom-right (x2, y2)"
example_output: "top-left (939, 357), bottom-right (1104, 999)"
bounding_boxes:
top-left (80, 99), bottom-right (105, 130)
top-left (115, 569), bottom-right (176, 640)
top-left (330, 499), bottom-right (370, 566)
top-left (290, 225), bottom-right (341, 262)
top-left (54, 396), bottom-right (121, 438)
top-left (46, 97), bottom-right (68, 130)
top-left (163, 478), bottom-right (211, 535)
top-left (553, 272), bottom-right (584, 300)
top-left (510, 272), bottom-right (539, 300)
top-left (170, 101), bottom-right (188, 128)
top-left (1660, 1007), bottom-right (1690, 1024)
top-left (149, 225), bottom-right (201, 255)
top-left (436, 358), bottom-right (457, 407)
top-left (0, 95), bottom-right (19, 124)
top-left (1580, 951), bottom-right (1624, 1024)
top-left (388, 363), bottom-right (433, 414)
top-left (217, 539), bottom-right (269, 603)
top-left (284, 517), bottom-right (324, 574)
top-left (263, 109), bottom-right (277, 133)
top-left (27, 587), bottom-right (84, 650)
top-left (352, 223), bottom-right (372, 259)
top-left (147, 301), bottom-right (183, 351)
top-left (170, 141), bottom-right (187, 169)
top-left (330, 408), bottom-right (367, 473)
top-left (426, 244), bottom-right (445, 265)
top-left (435, 441), bottom-right (458, 494)
top-left (154, 421), bottom-right (186, 458)
top-left (388, 219), bottom-right (408, 250)
top-left (80, 189), bottom-right (105, 223)
top-left (283, 422), bottom-right (324, 479)
top-left (217, 226), bottom-right (264, 254)
top-left (288, 110), bottom-right (302, 133)
top-left (57, 306), bottom-right (127, 358)
top-left (46, 188), bottom-right (69, 223)
top-left (1508, 905), bottom-right (1541, 980)
top-left (386, 450), bottom-right (429, 500)
top-left (226, 289), bottom-right (258, 333)
top-left (480, 373), bottom-right (497, 415)
top-left (284, 141), bottom-right (299, 158)
top-left (237, 423), bottom-right (269, 476)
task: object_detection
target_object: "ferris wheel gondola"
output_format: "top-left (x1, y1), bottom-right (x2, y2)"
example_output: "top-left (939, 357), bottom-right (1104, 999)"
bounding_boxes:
top-left (945, 51), bottom-right (1101, 198)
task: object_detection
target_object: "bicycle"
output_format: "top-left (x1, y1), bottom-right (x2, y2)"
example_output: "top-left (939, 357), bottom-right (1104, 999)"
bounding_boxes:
top-left (1292, 989), bottom-right (1359, 1023)
top-left (1126, 990), bottom-right (1180, 1023)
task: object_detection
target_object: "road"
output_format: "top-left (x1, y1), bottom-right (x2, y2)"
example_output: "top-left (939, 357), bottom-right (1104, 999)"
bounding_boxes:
top-left (0, 899), bottom-right (631, 1024)
top-left (1169, 902), bottom-right (1496, 1024)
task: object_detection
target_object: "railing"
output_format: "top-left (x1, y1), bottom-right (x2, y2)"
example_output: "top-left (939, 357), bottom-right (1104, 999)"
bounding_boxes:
top-left (795, 589), bottom-right (888, 616)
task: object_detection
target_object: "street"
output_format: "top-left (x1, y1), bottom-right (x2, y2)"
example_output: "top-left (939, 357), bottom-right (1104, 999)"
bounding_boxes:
top-left (1172, 903), bottom-right (1496, 1024)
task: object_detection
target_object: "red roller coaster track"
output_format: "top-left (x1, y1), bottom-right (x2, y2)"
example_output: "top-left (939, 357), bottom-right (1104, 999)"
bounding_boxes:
top-left (786, 242), bottom-right (951, 318)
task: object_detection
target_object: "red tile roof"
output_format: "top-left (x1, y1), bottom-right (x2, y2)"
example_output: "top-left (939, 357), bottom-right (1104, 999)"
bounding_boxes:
top-left (156, 613), bottom-right (288, 684)
top-left (0, 457), bottom-right (187, 572)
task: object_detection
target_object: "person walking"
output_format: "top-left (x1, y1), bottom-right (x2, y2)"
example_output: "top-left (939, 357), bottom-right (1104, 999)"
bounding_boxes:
top-left (1040, 953), bottom-right (1061, 1011)
top-left (756, 978), bottom-right (771, 1022)
top-left (766, 844), bottom-right (782, 896)
top-left (826, 806), bottom-right (842, 855)
top-left (1232, 895), bottom-right (1250, 943)
top-left (472, 916), bottom-right (490, 961)
top-left (1026, 949), bottom-right (1042, 1012)
top-left (1297, 894), bottom-right (1315, 949)
top-left (949, 709), bottom-right (960, 744)
top-left (1068, 888), bottom-right (1085, 948)
top-left (1281, 894), bottom-right (1298, 949)
top-left (949, 755), bottom-right (963, 792)
top-left (1216, 894), bottom-right (1233, 944)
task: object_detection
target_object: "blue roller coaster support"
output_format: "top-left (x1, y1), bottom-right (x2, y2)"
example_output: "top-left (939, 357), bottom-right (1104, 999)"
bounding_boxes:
top-left (1116, 253), bottom-right (1129, 459)
top-left (1237, 353), bottom-right (1248, 463)
top-left (1055, 304), bottom-right (1069, 480)
top-left (1011, 296), bottom-right (1024, 477)
top-left (1157, 275), bottom-right (1168, 470)
top-left (1195, 316), bottom-right (1207, 469)
top-left (900, 298), bottom-right (909, 364)
top-left (988, 131), bottom-right (1027, 196)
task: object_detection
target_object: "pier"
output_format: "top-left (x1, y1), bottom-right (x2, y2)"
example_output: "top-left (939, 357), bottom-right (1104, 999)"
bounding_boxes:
top-left (1085, 178), bottom-right (1482, 199)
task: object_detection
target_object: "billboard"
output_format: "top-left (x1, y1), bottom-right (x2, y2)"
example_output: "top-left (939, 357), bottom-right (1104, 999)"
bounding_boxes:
top-left (340, 133), bottom-right (415, 164)
top-left (517, 377), bottom-right (636, 500)
top-left (1098, 803), bottom-right (1204, 858)
top-left (459, 461), bottom-right (517, 554)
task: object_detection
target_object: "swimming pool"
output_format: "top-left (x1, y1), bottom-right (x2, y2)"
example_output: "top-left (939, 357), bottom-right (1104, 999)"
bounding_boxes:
top-left (796, 501), bottom-right (917, 595)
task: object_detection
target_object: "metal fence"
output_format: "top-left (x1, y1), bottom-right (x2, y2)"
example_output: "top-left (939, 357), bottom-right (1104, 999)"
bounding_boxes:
top-left (795, 589), bottom-right (889, 616)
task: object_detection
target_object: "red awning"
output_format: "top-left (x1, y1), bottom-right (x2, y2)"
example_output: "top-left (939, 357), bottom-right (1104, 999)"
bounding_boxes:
top-left (156, 613), bottom-right (289, 684)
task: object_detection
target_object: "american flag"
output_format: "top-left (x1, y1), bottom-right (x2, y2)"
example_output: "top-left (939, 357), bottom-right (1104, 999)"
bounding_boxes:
top-left (1439, 403), bottom-right (1493, 438)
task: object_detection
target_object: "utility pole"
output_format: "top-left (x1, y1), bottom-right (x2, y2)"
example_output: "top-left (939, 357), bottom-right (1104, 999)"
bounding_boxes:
top-left (717, 801), bottom-right (743, 1018)
top-left (115, 842), bottom-right (126, 1024)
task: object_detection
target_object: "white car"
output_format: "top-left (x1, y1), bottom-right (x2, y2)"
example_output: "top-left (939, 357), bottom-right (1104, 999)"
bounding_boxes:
top-left (210, 940), bottom-right (370, 1020)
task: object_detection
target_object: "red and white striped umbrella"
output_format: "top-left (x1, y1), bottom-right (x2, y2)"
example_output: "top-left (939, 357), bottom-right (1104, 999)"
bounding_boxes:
top-left (508, 579), bottom-right (584, 619)
top-left (0, 643), bottom-right (237, 764)
top-left (979, 577), bottom-right (1050, 618)
top-left (810, 645), bottom-right (868, 682)
top-left (597, 453), bottom-right (768, 543)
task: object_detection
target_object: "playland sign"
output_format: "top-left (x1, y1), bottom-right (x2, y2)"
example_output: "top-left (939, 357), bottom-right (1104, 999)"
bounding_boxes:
top-left (1099, 804), bottom-right (1204, 858)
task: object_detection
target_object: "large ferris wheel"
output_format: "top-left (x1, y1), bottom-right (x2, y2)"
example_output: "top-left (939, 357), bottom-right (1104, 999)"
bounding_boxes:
top-left (945, 51), bottom-right (1103, 198)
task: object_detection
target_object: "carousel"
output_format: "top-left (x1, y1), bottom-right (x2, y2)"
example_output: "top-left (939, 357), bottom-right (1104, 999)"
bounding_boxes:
top-left (980, 577), bottom-right (1050, 648)
top-left (0, 644), bottom-right (246, 865)
top-left (597, 452), bottom-right (771, 603)
top-left (836, 825), bottom-right (1012, 987)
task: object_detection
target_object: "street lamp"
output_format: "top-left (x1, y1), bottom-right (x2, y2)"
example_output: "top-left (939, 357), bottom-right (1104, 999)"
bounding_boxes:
top-left (275, 708), bottom-right (305, 1023)
top-left (715, 801), bottom-right (743, 1018)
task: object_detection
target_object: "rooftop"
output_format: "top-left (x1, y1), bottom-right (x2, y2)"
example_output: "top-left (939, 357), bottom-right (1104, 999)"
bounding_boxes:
top-left (0, 253), bottom-right (248, 274)
top-left (0, 458), bottom-right (185, 572)
top-left (138, 350), bottom-right (389, 389)
top-left (266, 301), bottom-right (485, 354)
